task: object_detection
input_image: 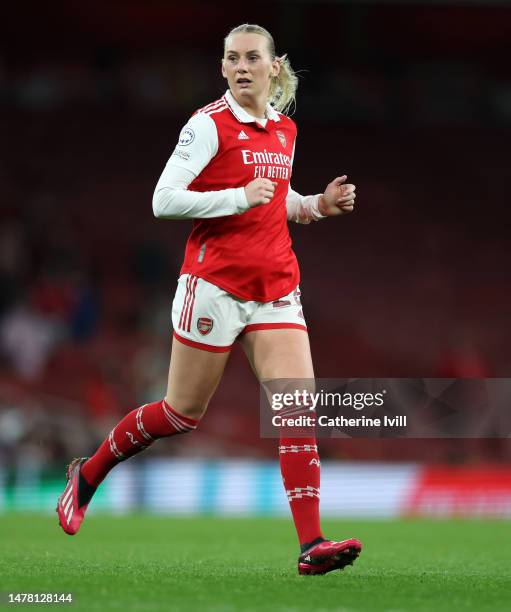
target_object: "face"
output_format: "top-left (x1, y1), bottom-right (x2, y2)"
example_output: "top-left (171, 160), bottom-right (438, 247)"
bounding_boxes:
top-left (222, 33), bottom-right (280, 104)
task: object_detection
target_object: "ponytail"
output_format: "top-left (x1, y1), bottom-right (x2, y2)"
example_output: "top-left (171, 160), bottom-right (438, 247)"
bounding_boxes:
top-left (269, 53), bottom-right (298, 115)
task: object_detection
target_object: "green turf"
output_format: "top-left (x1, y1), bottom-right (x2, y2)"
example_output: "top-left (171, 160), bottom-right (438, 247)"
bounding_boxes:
top-left (1, 514), bottom-right (510, 611)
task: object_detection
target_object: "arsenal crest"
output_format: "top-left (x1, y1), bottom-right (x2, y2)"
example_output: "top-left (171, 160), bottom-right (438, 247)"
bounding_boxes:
top-left (276, 130), bottom-right (286, 148)
top-left (197, 317), bottom-right (214, 335)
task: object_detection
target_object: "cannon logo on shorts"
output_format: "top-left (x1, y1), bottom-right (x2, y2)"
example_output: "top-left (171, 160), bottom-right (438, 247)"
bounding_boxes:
top-left (197, 317), bottom-right (214, 335)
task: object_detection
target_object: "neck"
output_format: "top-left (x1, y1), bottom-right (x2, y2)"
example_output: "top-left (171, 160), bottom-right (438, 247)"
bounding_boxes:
top-left (233, 92), bottom-right (267, 119)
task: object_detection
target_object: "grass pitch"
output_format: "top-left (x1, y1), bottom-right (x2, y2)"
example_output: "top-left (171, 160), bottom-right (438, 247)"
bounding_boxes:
top-left (1, 515), bottom-right (510, 611)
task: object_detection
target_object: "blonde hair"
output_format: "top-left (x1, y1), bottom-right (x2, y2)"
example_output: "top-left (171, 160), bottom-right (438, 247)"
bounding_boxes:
top-left (224, 23), bottom-right (298, 115)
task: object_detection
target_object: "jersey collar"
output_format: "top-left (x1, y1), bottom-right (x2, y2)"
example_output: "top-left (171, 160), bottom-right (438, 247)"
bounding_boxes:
top-left (224, 89), bottom-right (281, 124)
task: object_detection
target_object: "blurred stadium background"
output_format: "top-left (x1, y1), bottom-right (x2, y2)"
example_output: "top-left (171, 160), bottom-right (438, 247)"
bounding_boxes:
top-left (1, 0), bottom-right (511, 519)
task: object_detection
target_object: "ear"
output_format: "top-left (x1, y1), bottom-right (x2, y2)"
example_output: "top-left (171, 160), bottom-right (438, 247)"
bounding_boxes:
top-left (272, 57), bottom-right (281, 78)
top-left (221, 59), bottom-right (227, 80)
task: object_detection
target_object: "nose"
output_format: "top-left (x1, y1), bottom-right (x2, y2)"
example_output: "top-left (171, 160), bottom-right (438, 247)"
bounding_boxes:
top-left (236, 58), bottom-right (249, 73)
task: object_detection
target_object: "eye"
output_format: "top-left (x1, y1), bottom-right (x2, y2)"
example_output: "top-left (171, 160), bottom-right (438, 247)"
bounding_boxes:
top-left (227, 56), bottom-right (237, 63)
top-left (248, 55), bottom-right (259, 62)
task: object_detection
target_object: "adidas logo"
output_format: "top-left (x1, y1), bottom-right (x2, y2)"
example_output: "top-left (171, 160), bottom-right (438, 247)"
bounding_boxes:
top-left (238, 130), bottom-right (249, 140)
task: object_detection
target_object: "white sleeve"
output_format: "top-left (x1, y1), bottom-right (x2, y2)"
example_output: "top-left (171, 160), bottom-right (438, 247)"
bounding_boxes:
top-left (152, 112), bottom-right (250, 219)
top-left (286, 186), bottom-right (325, 224)
top-left (286, 140), bottom-right (325, 224)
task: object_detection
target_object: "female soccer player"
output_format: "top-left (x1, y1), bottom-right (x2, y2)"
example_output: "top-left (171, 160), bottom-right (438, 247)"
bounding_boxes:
top-left (57, 23), bottom-right (361, 575)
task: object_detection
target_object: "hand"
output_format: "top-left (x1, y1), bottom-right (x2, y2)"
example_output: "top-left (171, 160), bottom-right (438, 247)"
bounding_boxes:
top-left (318, 175), bottom-right (356, 217)
top-left (244, 178), bottom-right (278, 208)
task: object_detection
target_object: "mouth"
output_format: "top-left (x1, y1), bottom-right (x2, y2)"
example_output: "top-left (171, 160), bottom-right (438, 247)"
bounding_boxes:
top-left (236, 78), bottom-right (252, 87)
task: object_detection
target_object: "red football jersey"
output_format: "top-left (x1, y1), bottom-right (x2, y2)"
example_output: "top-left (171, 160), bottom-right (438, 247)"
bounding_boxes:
top-left (177, 91), bottom-right (299, 303)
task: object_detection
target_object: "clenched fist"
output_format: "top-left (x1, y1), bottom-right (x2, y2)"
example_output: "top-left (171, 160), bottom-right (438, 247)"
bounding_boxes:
top-left (318, 175), bottom-right (356, 216)
top-left (244, 178), bottom-right (278, 208)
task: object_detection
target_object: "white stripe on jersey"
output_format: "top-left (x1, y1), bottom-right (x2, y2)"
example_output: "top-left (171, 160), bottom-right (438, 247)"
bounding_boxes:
top-left (200, 97), bottom-right (223, 110)
top-left (199, 98), bottom-right (225, 114)
top-left (202, 100), bottom-right (228, 116)
top-left (206, 104), bottom-right (228, 117)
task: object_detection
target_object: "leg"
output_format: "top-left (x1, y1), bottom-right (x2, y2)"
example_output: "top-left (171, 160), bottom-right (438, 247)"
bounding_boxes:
top-left (82, 337), bottom-right (229, 485)
top-left (165, 337), bottom-right (230, 420)
top-left (240, 328), bottom-right (362, 574)
top-left (240, 327), bottom-right (314, 380)
top-left (57, 338), bottom-right (229, 535)
top-left (240, 329), bottom-right (321, 544)
top-left (57, 273), bottom-right (238, 535)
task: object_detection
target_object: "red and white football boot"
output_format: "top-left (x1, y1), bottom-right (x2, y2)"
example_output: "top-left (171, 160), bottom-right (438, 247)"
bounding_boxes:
top-left (298, 538), bottom-right (362, 575)
top-left (56, 457), bottom-right (91, 535)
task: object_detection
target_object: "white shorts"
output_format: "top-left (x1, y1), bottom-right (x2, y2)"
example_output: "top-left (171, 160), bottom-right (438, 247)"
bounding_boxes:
top-left (171, 274), bottom-right (307, 352)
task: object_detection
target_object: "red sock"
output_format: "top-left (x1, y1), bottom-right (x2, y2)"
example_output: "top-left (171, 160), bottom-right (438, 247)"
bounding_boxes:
top-left (81, 399), bottom-right (198, 487)
top-left (279, 435), bottom-right (323, 546)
